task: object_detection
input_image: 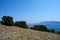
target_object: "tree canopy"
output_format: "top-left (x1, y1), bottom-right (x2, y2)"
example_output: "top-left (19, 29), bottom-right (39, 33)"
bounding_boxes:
top-left (14, 21), bottom-right (28, 28)
top-left (2, 16), bottom-right (14, 26)
top-left (34, 25), bottom-right (48, 31)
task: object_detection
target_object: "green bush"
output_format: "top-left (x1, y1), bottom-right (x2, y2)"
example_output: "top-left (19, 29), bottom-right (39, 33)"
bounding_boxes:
top-left (34, 25), bottom-right (48, 31)
top-left (14, 21), bottom-right (28, 28)
top-left (2, 16), bottom-right (14, 26)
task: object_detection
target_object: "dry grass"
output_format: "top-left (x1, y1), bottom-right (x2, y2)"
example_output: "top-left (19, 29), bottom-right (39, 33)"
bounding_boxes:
top-left (0, 24), bottom-right (60, 40)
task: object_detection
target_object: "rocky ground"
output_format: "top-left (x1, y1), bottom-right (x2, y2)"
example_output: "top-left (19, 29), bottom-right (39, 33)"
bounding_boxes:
top-left (0, 24), bottom-right (60, 40)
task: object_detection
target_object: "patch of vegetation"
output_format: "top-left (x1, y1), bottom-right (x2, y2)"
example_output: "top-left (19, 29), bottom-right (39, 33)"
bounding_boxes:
top-left (1, 16), bottom-right (14, 26)
top-left (33, 25), bottom-right (48, 32)
top-left (14, 21), bottom-right (28, 28)
top-left (30, 25), bottom-right (55, 33)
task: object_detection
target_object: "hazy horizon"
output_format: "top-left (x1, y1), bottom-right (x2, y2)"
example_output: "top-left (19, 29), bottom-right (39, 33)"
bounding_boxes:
top-left (0, 0), bottom-right (60, 23)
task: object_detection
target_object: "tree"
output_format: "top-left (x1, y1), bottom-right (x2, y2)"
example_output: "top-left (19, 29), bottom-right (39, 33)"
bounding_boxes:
top-left (2, 16), bottom-right (14, 26)
top-left (14, 21), bottom-right (28, 28)
top-left (34, 25), bottom-right (48, 31)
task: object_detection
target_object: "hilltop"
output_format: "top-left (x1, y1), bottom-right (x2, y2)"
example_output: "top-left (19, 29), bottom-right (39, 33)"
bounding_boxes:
top-left (0, 24), bottom-right (60, 40)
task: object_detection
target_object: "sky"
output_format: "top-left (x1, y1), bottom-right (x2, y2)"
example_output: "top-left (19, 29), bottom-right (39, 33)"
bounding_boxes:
top-left (0, 0), bottom-right (60, 23)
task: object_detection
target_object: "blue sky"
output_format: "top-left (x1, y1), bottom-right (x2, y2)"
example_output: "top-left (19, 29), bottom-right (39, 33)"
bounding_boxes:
top-left (0, 0), bottom-right (60, 23)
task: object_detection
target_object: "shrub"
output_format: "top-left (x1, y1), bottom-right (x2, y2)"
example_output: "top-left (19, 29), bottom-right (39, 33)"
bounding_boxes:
top-left (34, 25), bottom-right (48, 31)
top-left (2, 16), bottom-right (14, 26)
top-left (14, 21), bottom-right (28, 28)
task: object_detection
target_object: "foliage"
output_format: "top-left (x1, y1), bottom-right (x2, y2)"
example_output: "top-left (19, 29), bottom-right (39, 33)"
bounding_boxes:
top-left (2, 16), bottom-right (14, 26)
top-left (34, 25), bottom-right (48, 31)
top-left (14, 21), bottom-right (28, 28)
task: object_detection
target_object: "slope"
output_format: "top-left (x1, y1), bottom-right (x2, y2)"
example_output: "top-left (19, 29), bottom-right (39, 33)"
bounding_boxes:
top-left (0, 24), bottom-right (60, 40)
